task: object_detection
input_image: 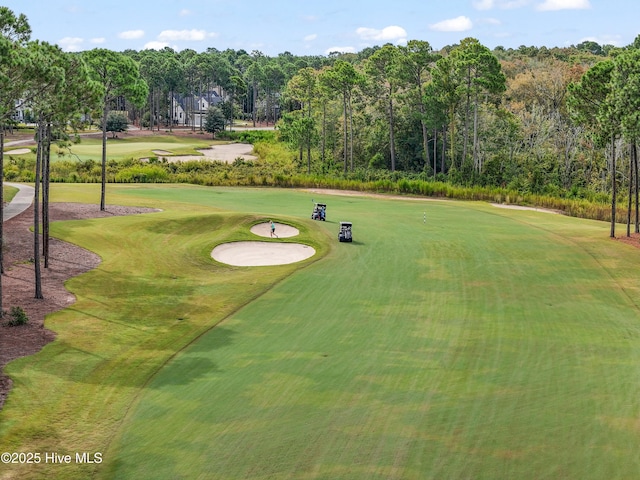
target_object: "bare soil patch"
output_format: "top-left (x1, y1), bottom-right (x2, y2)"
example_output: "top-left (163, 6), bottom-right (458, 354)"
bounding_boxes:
top-left (0, 202), bottom-right (158, 410)
top-left (615, 232), bottom-right (640, 249)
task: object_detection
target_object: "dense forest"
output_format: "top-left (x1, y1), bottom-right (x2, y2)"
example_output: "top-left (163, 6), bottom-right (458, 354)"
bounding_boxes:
top-left (4, 6), bottom-right (640, 233)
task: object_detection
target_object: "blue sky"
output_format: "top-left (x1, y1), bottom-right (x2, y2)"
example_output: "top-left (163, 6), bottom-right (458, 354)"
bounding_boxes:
top-left (5, 0), bottom-right (638, 55)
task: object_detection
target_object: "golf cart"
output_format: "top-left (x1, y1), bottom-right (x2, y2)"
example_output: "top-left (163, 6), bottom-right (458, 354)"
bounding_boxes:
top-left (311, 203), bottom-right (327, 221)
top-left (338, 221), bottom-right (352, 242)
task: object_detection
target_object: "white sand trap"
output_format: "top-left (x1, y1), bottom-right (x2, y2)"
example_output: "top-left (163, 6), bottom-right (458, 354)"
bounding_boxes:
top-left (4, 148), bottom-right (30, 155)
top-left (212, 241), bottom-right (315, 266)
top-left (166, 143), bottom-right (257, 163)
top-left (250, 222), bottom-right (299, 238)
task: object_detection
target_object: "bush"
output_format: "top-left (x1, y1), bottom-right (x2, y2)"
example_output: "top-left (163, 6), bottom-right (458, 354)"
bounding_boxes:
top-left (100, 112), bottom-right (129, 138)
top-left (5, 306), bottom-right (28, 326)
top-left (115, 165), bottom-right (169, 183)
top-left (225, 130), bottom-right (276, 143)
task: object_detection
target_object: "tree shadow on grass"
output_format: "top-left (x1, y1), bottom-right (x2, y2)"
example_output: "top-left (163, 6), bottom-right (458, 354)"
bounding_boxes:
top-left (148, 326), bottom-right (237, 388)
top-left (23, 326), bottom-right (237, 390)
top-left (148, 355), bottom-right (220, 388)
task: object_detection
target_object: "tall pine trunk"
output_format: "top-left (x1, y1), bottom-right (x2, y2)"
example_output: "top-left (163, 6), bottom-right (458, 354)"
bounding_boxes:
top-left (168, 89), bottom-right (174, 132)
top-left (388, 92), bottom-right (396, 172)
top-left (148, 88), bottom-right (153, 131)
top-left (101, 99), bottom-right (108, 211)
top-left (321, 102), bottom-right (326, 167)
top-left (449, 106), bottom-right (456, 169)
top-left (43, 123), bottom-right (51, 268)
top-left (462, 67), bottom-right (472, 166)
top-left (473, 92), bottom-right (480, 172)
top-left (635, 141), bottom-right (639, 234)
top-left (0, 129), bottom-right (4, 315)
top-left (442, 124), bottom-right (447, 174)
top-left (342, 93), bottom-right (348, 173)
top-left (433, 128), bottom-right (438, 179)
top-left (34, 122), bottom-right (44, 299)
top-left (627, 143), bottom-right (633, 237)
top-left (307, 99), bottom-right (312, 174)
top-left (418, 80), bottom-right (429, 170)
top-left (349, 98), bottom-right (354, 172)
top-left (252, 81), bottom-right (257, 127)
top-left (610, 134), bottom-right (616, 238)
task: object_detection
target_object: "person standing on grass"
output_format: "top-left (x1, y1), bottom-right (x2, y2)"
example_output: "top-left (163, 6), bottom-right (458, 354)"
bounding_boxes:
top-left (271, 220), bottom-right (277, 238)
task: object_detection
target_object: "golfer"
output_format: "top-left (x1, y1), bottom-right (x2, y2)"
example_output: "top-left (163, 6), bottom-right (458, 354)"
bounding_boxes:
top-left (271, 221), bottom-right (277, 237)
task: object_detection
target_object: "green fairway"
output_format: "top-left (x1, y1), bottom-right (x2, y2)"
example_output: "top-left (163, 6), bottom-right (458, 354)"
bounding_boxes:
top-left (4, 134), bottom-right (222, 165)
top-left (57, 135), bottom-right (219, 162)
top-left (2, 184), bottom-right (640, 479)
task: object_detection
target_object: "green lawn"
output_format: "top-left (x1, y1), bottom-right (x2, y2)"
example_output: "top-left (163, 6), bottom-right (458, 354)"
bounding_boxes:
top-left (5, 135), bottom-right (222, 164)
top-left (3, 184), bottom-right (19, 203)
top-left (58, 135), bottom-right (221, 162)
top-left (2, 184), bottom-right (640, 479)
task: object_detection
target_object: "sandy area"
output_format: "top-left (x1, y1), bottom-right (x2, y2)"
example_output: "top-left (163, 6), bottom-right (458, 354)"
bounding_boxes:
top-left (250, 222), bottom-right (299, 238)
top-left (490, 203), bottom-right (560, 214)
top-left (211, 241), bottom-right (315, 266)
top-left (4, 148), bottom-right (31, 155)
top-left (156, 143), bottom-right (256, 163)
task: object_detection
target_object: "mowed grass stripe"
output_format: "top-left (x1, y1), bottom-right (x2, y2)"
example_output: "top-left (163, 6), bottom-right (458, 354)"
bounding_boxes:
top-left (105, 191), bottom-right (640, 479)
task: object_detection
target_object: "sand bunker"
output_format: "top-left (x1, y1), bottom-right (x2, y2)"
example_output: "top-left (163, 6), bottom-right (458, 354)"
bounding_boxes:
top-left (4, 148), bottom-right (30, 155)
top-left (212, 241), bottom-right (315, 266)
top-left (250, 222), bottom-right (299, 238)
top-left (163, 143), bottom-right (256, 163)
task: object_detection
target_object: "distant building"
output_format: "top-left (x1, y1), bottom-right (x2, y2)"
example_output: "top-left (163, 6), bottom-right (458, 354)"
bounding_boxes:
top-left (12, 99), bottom-right (27, 122)
top-left (172, 90), bottom-right (224, 127)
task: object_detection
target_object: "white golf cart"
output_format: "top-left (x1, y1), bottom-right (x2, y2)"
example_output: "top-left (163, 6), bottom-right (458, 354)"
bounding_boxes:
top-left (338, 221), bottom-right (352, 242)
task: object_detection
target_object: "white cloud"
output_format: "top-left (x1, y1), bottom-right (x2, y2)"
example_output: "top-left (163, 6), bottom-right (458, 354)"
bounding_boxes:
top-left (478, 17), bottom-right (502, 25)
top-left (356, 25), bottom-right (407, 43)
top-left (118, 30), bottom-right (145, 40)
top-left (304, 34), bottom-right (318, 42)
top-left (537, 0), bottom-right (590, 11)
top-left (179, 9), bottom-right (191, 16)
top-left (429, 16), bottom-right (474, 32)
top-left (157, 29), bottom-right (217, 41)
top-left (579, 35), bottom-right (622, 46)
top-left (325, 46), bottom-right (356, 55)
top-left (474, 0), bottom-right (531, 9)
top-left (473, 0), bottom-right (495, 9)
top-left (58, 37), bottom-right (83, 52)
top-left (90, 37), bottom-right (105, 44)
top-left (143, 41), bottom-right (170, 50)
